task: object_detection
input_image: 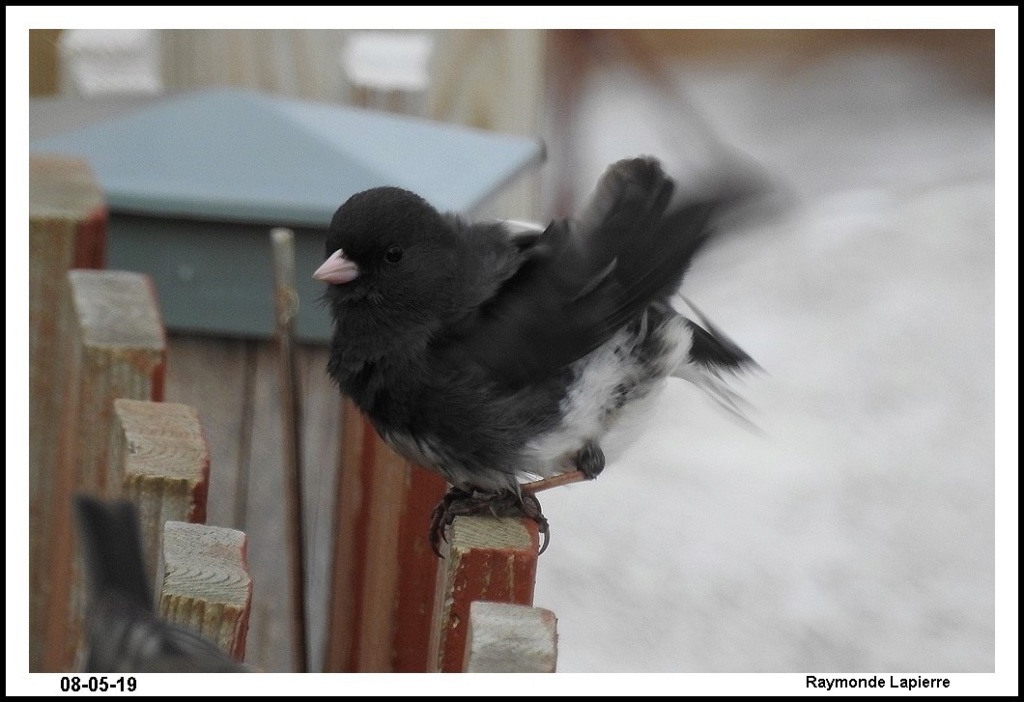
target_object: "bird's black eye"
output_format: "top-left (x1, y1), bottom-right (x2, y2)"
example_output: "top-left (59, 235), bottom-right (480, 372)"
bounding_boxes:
top-left (384, 245), bottom-right (404, 264)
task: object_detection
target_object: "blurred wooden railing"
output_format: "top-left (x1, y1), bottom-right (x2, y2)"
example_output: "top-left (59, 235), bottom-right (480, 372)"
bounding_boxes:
top-left (29, 156), bottom-right (251, 672)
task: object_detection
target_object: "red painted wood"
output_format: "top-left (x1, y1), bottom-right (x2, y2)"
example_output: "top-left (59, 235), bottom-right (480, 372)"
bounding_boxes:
top-left (432, 517), bottom-right (541, 673)
top-left (323, 400), bottom-right (446, 672)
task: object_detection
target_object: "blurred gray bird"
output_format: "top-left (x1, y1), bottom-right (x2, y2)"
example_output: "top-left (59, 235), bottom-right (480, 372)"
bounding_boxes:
top-left (75, 495), bottom-right (247, 673)
top-left (315, 156), bottom-right (763, 555)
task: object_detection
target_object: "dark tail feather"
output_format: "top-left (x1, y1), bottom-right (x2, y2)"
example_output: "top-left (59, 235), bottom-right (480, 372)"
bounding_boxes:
top-left (687, 320), bottom-right (755, 371)
top-left (74, 495), bottom-right (247, 673)
top-left (680, 295), bottom-right (759, 373)
top-left (75, 495), bottom-right (153, 612)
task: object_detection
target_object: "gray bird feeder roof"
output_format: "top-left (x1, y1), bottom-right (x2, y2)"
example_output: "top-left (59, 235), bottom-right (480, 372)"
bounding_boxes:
top-left (31, 87), bottom-right (545, 226)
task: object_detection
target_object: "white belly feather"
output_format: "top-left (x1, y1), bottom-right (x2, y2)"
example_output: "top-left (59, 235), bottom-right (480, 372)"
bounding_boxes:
top-left (524, 313), bottom-right (692, 477)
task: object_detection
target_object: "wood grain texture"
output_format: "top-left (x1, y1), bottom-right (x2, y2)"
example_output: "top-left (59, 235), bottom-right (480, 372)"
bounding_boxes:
top-left (323, 401), bottom-right (447, 672)
top-left (111, 399), bottom-right (210, 588)
top-left (28, 155), bottom-right (107, 672)
top-left (162, 336), bottom-right (339, 672)
top-left (160, 521), bottom-right (252, 661)
top-left (233, 342), bottom-right (293, 671)
top-left (41, 270), bottom-right (165, 672)
top-left (163, 334), bottom-right (254, 531)
top-left (429, 516), bottom-right (541, 673)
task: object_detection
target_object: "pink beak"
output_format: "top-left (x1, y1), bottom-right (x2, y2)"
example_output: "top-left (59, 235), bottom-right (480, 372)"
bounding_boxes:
top-left (313, 249), bottom-right (360, 284)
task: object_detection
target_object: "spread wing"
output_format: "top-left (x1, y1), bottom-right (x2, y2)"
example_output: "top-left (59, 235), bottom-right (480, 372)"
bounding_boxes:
top-left (443, 157), bottom-right (749, 390)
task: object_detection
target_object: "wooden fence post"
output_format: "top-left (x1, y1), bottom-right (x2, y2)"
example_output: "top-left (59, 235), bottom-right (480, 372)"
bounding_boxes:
top-left (110, 399), bottom-right (210, 586)
top-left (428, 516), bottom-right (541, 673)
top-left (28, 160), bottom-right (253, 670)
top-left (28, 155), bottom-right (106, 671)
top-left (323, 400), bottom-right (448, 672)
top-left (160, 521), bottom-right (253, 663)
top-left (98, 400), bottom-right (251, 665)
top-left (41, 270), bottom-right (165, 672)
top-left (464, 601), bottom-right (557, 673)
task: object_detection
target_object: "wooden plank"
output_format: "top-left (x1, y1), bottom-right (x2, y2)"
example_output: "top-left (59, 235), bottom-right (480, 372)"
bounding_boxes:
top-left (389, 463), bottom-right (450, 672)
top-left (428, 516), bottom-right (541, 673)
top-left (296, 343), bottom-right (340, 671)
top-left (543, 30), bottom-right (592, 217)
top-left (464, 601), bottom-right (557, 673)
top-left (238, 342), bottom-right (294, 672)
top-left (161, 337), bottom-right (341, 672)
top-left (110, 399), bottom-right (210, 586)
top-left (428, 30), bottom-right (545, 220)
top-left (162, 334), bottom-right (254, 530)
top-left (159, 521), bottom-right (252, 662)
top-left (28, 157), bottom-right (107, 269)
top-left (323, 400), bottom-right (447, 672)
top-left (28, 155), bottom-right (105, 671)
top-left (40, 270), bottom-right (165, 672)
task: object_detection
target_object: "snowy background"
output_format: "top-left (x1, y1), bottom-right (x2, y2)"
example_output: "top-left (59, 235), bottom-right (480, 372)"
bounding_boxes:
top-left (532, 50), bottom-right (997, 672)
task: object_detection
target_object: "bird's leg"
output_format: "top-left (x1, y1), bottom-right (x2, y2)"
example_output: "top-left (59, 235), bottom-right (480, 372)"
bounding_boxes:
top-left (575, 440), bottom-right (606, 479)
top-left (520, 439), bottom-right (607, 494)
top-left (429, 486), bottom-right (551, 557)
top-left (430, 442), bottom-right (607, 556)
top-left (516, 490), bottom-right (550, 554)
top-left (522, 471), bottom-right (587, 493)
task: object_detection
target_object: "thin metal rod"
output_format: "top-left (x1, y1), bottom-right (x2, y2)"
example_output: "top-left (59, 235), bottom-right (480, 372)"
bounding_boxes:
top-left (270, 227), bottom-right (309, 673)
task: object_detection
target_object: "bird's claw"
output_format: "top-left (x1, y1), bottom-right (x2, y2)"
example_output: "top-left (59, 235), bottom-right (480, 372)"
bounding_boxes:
top-left (518, 491), bottom-right (551, 554)
top-left (428, 486), bottom-right (475, 557)
top-left (428, 487), bottom-right (550, 558)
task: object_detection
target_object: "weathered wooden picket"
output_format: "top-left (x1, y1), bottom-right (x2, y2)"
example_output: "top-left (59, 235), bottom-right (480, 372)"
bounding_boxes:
top-left (30, 157), bottom-right (250, 672)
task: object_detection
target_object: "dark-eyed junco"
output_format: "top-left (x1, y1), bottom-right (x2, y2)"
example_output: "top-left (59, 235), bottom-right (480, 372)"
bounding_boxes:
top-left (74, 495), bottom-right (246, 672)
top-left (314, 157), bottom-right (759, 555)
